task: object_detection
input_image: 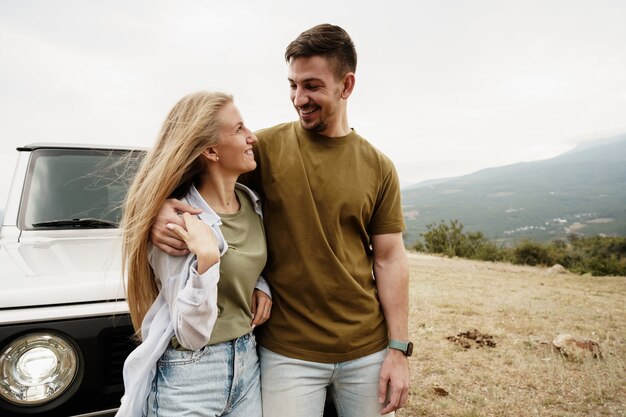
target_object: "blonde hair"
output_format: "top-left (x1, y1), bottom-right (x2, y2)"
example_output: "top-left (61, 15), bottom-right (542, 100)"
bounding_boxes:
top-left (122, 91), bottom-right (233, 334)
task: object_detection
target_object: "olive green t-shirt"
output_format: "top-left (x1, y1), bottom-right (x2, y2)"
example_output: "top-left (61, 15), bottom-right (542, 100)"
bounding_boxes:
top-left (208, 188), bottom-right (267, 344)
top-left (247, 122), bottom-right (405, 363)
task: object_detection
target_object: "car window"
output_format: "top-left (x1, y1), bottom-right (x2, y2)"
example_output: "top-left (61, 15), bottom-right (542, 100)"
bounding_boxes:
top-left (19, 148), bottom-right (144, 230)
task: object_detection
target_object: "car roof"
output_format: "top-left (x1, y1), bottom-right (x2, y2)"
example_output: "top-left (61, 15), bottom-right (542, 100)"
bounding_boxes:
top-left (18, 143), bottom-right (147, 152)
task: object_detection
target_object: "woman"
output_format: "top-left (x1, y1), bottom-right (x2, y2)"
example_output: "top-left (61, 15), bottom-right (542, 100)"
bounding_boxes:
top-left (117, 92), bottom-right (271, 417)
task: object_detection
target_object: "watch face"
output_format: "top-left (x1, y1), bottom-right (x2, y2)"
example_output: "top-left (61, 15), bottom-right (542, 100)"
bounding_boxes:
top-left (406, 342), bottom-right (414, 357)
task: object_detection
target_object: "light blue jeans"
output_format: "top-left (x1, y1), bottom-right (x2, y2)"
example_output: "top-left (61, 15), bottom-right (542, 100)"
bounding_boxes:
top-left (259, 347), bottom-right (393, 417)
top-left (146, 332), bottom-right (261, 417)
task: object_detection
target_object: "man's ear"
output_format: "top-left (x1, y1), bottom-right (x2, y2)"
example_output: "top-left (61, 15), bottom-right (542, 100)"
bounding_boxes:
top-left (341, 73), bottom-right (356, 99)
top-left (201, 148), bottom-right (219, 162)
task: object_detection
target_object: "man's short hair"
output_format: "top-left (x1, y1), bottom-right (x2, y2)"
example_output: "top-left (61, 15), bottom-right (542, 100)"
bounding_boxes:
top-left (285, 23), bottom-right (357, 80)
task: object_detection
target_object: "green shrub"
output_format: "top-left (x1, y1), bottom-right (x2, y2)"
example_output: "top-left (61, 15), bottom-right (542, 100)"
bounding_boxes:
top-left (411, 241), bottom-right (426, 252)
top-left (583, 255), bottom-right (625, 276)
top-left (472, 239), bottom-right (510, 262)
top-left (421, 220), bottom-right (509, 261)
top-left (564, 236), bottom-right (626, 276)
top-left (422, 220), bottom-right (468, 257)
top-left (512, 240), bottom-right (554, 266)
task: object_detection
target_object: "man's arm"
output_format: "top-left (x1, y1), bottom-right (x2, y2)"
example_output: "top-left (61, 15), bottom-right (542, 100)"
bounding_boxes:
top-left (372, 232), bottom-right (410, 414)
top-left (150, 199), bottom-right (202, 256)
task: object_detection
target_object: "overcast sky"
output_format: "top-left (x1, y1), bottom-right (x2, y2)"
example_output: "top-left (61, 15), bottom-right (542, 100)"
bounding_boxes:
top-left (1, 0), bottom-right (625, 206)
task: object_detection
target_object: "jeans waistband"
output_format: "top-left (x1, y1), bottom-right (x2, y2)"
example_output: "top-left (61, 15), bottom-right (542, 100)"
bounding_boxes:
top-left (169, 330), bottom-right (255, 351)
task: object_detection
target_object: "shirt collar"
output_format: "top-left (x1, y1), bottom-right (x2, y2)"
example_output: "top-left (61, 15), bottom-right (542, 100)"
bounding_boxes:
top-left (184, 182), bottom-right (263, 223)
top-left (184, 184), bottom-right (221, 225)
top-left (235, 183), bottom-right (263, 217)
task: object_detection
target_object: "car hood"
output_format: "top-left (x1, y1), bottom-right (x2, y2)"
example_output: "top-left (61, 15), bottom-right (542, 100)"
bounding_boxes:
top-left (0, 235), bottom-right (127, 308)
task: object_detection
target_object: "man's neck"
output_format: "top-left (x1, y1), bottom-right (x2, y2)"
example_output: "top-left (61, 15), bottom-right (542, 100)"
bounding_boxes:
top-left (321, 124), bottom-right (351, 138)
top-left (310, 114), bottom-right (351, 138)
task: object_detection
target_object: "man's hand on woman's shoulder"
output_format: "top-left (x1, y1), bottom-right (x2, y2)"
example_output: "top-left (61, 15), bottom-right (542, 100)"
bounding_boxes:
top-left (150, 199), bottom-right (202, 256)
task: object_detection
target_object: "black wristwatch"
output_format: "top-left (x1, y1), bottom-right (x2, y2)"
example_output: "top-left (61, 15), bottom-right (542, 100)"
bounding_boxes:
top-left (389, 340), bottom-right (413, 357)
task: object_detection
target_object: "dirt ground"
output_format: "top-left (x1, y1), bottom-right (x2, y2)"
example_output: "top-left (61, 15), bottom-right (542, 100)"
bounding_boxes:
top-left (397, 252), bottom-right (626, 417)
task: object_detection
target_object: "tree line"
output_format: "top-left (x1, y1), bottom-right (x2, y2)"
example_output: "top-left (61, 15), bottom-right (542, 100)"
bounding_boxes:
top-left (409, 220), bottom-right (626, 276)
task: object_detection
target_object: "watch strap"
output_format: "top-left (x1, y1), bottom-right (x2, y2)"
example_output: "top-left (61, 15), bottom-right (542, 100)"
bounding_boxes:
top-left (389, 339), bottom-right (409, 353)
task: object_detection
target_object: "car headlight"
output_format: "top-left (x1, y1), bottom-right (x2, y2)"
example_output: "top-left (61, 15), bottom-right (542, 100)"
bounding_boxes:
top-left (0, 333), bottom-right (79, 405)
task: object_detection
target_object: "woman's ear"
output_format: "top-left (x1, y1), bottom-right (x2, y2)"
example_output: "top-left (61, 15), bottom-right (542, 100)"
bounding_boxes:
top-left (201, 148), bottom-right (219, 162)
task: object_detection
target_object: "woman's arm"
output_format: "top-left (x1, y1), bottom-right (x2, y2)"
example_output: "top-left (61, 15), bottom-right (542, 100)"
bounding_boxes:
top-left (149, 213), bottom-right (221, 350)
top-left (250, 278), bottom-right (272, 327)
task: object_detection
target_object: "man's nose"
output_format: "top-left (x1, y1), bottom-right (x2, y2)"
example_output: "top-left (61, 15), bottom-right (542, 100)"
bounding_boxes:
top-left (292, 87), bottom-right (308, 107)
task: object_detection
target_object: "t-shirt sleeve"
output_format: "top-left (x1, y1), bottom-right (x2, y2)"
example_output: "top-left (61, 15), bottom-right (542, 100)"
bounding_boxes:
top-left (370, 161), bottom-right (406, 235)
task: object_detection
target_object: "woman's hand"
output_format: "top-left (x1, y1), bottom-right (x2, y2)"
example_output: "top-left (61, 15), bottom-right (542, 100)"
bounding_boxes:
top-left (167, 212), bottom-right (220, 274)
top-left (251, 289), bottom-right (272, 327)
top-left (150, 199), bottom-right (203, 256)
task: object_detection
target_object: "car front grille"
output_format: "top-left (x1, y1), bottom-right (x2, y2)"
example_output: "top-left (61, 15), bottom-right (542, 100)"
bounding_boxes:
top-left (102, 325), bottom-right (136, 386)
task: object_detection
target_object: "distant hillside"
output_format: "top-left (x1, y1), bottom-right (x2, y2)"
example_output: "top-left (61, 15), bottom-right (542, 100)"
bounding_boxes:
top-left (402, 134), bottom-right (626, 245)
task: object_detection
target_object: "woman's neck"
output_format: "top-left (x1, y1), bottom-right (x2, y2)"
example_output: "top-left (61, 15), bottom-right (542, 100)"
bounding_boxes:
top-left (196, 175), bottom-right (240, 214)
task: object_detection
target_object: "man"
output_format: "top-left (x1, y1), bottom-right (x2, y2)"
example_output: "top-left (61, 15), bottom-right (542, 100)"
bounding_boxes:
top-left (152, 24), bottom-right (410, 416)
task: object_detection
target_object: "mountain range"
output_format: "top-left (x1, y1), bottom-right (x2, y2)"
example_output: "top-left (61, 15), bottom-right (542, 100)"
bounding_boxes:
top-left (401, 134), bottom-right (626, 245)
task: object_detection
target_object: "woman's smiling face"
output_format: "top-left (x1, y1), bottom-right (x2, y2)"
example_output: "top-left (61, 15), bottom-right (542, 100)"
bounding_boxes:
top-left (214, 102), bottom-right (258, 175)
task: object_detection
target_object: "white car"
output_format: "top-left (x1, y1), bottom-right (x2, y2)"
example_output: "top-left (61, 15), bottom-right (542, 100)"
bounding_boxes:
top-left (0, 144), bottom-right (144, 417)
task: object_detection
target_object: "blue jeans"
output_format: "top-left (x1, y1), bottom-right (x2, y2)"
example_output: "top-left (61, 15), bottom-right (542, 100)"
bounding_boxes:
top-left (146, 332), bottom-right (261, 417)
top-left (259, 347), bottom-right (393, 417)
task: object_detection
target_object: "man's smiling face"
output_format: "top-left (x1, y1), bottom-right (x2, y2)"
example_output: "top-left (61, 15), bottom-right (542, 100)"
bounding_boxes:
top-left (288, 55), bottom-right (345, 137)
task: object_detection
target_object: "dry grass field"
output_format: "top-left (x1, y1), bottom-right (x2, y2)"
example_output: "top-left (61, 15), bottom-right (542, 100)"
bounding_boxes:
top-left (398, 252), bottom-right (626, 417)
